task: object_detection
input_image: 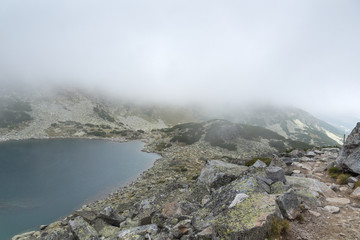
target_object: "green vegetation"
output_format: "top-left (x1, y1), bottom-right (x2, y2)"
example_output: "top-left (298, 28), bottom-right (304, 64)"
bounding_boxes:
top-left (86, 130), bottom-right (106, 137)
top-left (245, 157), bottom-right (272, 167)
top-left (155, 142), bottom-right (172, 151)
top-left (93, 106), bottom-right (115, 122)
top-left (296, 213), bottom-right (305, 223)
top-left (237, 124), bottom-right (285, 141)
top-left (204, 122), bottom-right (237, 151)
top-left (269, 218), bottom-right (290, 239)
top-left (354, 181), bottom-right (360, 189)
top-left (336, 173), bottom-right (351, 185)
top-left (328, 166), bottom-right (342, 178)
top-left (0, 99), bottom-right (33, 128)
top-left (169, 122), bottom-right (204, 145)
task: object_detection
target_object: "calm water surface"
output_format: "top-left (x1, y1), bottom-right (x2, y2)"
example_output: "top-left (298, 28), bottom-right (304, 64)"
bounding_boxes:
top-left (0, 139), bottom-right (159, 240)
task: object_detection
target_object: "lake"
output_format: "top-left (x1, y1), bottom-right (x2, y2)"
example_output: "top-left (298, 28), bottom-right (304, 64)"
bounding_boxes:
top-left (0, 139), bottom-right (159, 240)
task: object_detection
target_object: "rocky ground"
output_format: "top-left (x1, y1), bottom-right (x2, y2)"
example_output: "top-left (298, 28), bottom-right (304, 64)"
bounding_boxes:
top-left (10, 139), bottom-right (360, 240)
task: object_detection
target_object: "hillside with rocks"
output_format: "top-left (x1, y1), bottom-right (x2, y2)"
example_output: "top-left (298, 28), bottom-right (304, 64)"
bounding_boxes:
top-left (0, 89), bottom-right (342, 148)
top-left (10, 121), bottom-right (360, 240)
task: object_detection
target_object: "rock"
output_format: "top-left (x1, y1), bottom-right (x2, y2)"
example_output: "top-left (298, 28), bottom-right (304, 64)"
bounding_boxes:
top-left (314, 150), bottom-right (324, 155)
top-left (350, 187), bottom-right (360, 199)
top-left (292, 170), bottom-right (301, 174)
top-left (229, 193), bottom-right (249, 208)
top-left (323, 205), bottom-right (340, 214)
top-left (270, 155), bottom-right (287, 169)
top-left (309, 210), bottom-right (321, 217)
top-left (69, 216), bottom-right (98, 240)
top-left (336, 122), bottom-right (360, 174)
top-left (98, 225), bottom-right (121, 238)
top-left (340, 186), bottom-right (348, 192)
top-left (286, 176), bottom-right (336, 200)
top-left (197, 160), bottom-right (248, 189)
top-left (162, 201), bottom-right (194, 218)
top-left (348, 183), bottom-right (355, 189)
top-left (281, 157), bottom-right (299, 165)
top-left (118, 224), bottom-right (158, 239)
top-left (12, 232), bottom-right (36, 240)
top-left (276, 189), bottom-right (301, 220)
top-left (40, 225), bottom-right (48, 230)
top-left (289, 149), bottom-right (304, 158)
top-left (265, 166), bottom-right (286, 183)
top-left (98, 206), bottom-right (126, 226)
top-left (330, 183), bottom-right (340, 192)
top-left (171, 219), bottom-right (192, 238)
top-left (347, 176), bottom-right (358, 183)
top-left (252, 160), bottom-right (267, 168)
top-left (322, 148), bottom-right (340, 153)
top-left (325, 197), bottom-right (351, 205)
top-left (305, 151), bottom-right (316, 158)
top-left (196, 226), bottom-right (213, 239)
top-left (192, 176), bottom-right (281, 239)
top-left (73, 209), bottom-right (98, 222)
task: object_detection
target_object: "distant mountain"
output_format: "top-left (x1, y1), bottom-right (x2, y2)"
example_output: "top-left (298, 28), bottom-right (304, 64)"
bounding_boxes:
top-left (0, 88), bottom-right (343, 146)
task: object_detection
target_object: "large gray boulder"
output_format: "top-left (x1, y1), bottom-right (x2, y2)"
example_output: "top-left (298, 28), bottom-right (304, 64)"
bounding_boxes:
top-left (276, 189), bottom-right (301, 220)
top-left (336, 122), bottom-right (360, 174)
top-left (197, 160), bottom-right (248, 189)
top-left (265, 166), bottom-right (286, 183)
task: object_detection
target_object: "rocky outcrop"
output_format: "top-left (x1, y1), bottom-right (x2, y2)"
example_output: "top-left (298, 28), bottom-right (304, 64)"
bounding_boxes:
top-left (336, 122), bottom-right (360, 174)
top-left (197, 160), bottom-right (248, 189)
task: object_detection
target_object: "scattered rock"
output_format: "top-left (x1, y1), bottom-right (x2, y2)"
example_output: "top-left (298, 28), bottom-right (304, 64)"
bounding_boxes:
top-left (39, 225), bottom-right (48, 231)
top-left (305, 151), bottom-right (316, 158)
top-left (347, 176), bottom-right (358, 183)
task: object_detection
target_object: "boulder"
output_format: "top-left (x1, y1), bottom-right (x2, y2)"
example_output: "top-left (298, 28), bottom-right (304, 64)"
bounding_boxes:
top-left (98, 206), bottom-right (126, 226)
top-left (265, 166), bottom-right (286, 183)
top-left (286, 176), bottom-right (336, 199)
top-left (281, 157), bottom-right (299, 165)
top-left (276, 189), bottom-right (301, 220)
top-left (192, 176), bottom-right (282, 239)
top-left (336, 122), bottom-right (360, 174)
top-left (69, 216), bottom-right (98, 240)
top-left (252, 160), bottom-right (267, 168)
top-left (197, 160), bottom-right (248, 189)
top-left (305, 151), bottom-right (316, 158)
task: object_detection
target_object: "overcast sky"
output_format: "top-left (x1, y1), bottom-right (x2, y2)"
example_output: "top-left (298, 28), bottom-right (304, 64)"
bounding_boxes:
top-left (0, 0), bottom-right (359, 125)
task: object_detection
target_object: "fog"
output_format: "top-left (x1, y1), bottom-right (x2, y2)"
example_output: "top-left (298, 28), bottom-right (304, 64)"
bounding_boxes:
top-left (1, 0), bottom-right (359, 126)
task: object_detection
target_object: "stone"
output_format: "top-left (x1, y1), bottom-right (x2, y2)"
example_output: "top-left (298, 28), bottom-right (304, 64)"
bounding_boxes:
top-left (330, 183), bottom-right (340, 192)
top-left (196, 226), bottom-right (213, 239)
top-left (305, 151), bottom-right (316, 158)
top-left (280, 157), bottom-right (299, 165)
top-left (348, 183), bottom-right (355, 189)
top-left (286, 176), bottom-right (336, 199)
top-left (325, 197), bottom-right (351, 205)
top-left (197, 160), bottom-right (248, 189)
top-left (265, 166), bottom-right (286, 183)
top-left (40, 225), bottom-right (48, 230)
top-left (98, 206), bottom-right (126, 226)
top-left (118, 224), bottom-right (158, 238)
top-left (347, 176), bottom-right (358, 183)
top-left (309, 210), bottom-right (321, 217)
top-left (69, 216), bottom-right (98, 240)
top-left (314, 150), bottom-right (324, 155)
top-left (340, 186), bottom-right (348, 192)
top-left (229, 193), bottom-right (249, 208)
top-left (276, 189), bottom-right (301, 220)
top-left (336, 122), bottom-right (360, 174)
top-left (350, 187), bottom-right (360, 199)
top-left (171, 219), bottom-right (192, 238)
top-left (323, 205), bottom-right (340, 214)
top-left (162, 201), bottom-right (194, 218)
top-left (292, 170), bottom-right (301, 174)
top-left (252, 160), bottom-right (267, 168)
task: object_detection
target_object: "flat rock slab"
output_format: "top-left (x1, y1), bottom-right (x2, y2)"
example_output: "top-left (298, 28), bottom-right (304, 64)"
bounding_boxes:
top-left (326, 198), bottom-right (351, 205)
top-left (69, 216), bottom-right (98, 240)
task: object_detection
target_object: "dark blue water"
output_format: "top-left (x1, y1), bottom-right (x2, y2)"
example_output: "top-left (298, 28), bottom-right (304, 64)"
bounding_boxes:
top-left (0, 139), bottom-right (159, 240)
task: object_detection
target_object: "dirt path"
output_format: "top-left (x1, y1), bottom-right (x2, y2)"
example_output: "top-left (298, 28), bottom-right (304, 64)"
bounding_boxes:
top-left (282, 156), bottom-right (360, 240)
